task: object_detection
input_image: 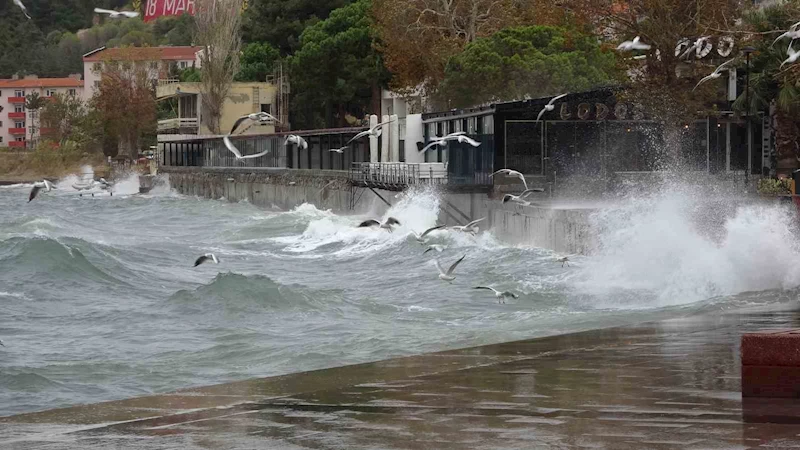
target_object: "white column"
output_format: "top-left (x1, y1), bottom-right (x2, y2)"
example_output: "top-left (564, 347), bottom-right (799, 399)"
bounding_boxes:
top-left (369, 114), bottom-right (378, 163)
top-left (380, 114), bottom-right (390, 162)
top-left (389, 114), bottom-right (399, 162)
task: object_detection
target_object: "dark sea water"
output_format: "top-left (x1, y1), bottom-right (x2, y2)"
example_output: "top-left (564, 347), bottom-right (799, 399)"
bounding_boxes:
top-left (1, 171), bottom-right (799, 416)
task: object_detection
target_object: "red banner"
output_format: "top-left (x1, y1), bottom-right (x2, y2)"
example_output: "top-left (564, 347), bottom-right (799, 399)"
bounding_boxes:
top-left (143, 0), bottom-right (196, 22)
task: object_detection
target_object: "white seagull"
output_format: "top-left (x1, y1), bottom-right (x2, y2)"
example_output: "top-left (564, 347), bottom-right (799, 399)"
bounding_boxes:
top-left (435, 255), bottom-right (466, 282)
top-left (329, 146), bottom-right (348, 154)
top-left (423, 244), bottom-right (446, 254)
top-left (345, 119), bottom-right (395, 145)
top-left (229, 112), bottom-right (280, 134)
top-left (782, 43), bottom-right (800, 69)
top-left (223, 135), bottom-right (271, 160)
top-left (285, 134), bottom-right (308, 150)
top-left (557, 257), bottom-right (570, 267)
top-left (449, 217), bottom-right (485, 235)
top-left (679, 36), bottom-right (710, 59)
top-left (358, 217), bottom-right (401, 232)
top-left (490, 168), bottom-right (528, 190)
top-left (693, 59), bottom-right (736, 91)
top-left (194, 253), bottom-right (219, 267)
top-left (419, 132), bottom-right (480, 153)
top-left (14, 0), bottom-right (31, 19)
top-left (502, 188), bottom-right (544, 206)
top-left (772, 30), bottom-right (800, 47)
top-left (0, 339), bottom-right (4, 347)
top-left (93, 8), bottom-right (140, 18)
top-left (28, 180), bottom-right (56, 202)
top-left (616, 36), bottom-right (651, 52)
top-left (413, 225), bottom-right (446, 243)
top-left (536, 93), bottom-right (568, 121)
top-left (474, 286), bottom-right (519, 304)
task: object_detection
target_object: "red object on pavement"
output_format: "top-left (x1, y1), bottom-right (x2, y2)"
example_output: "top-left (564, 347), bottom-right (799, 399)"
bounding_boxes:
top-left (743, 330), bottom-right (800, 398)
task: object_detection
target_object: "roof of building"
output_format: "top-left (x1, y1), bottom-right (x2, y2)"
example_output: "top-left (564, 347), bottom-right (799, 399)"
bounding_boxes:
top-left (83, 46), bottom-right (203, 62)
top-left (0, 77), bottom-right (84, 88)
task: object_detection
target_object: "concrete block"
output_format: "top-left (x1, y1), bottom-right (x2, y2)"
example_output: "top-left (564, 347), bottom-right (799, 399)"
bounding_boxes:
top-left (742, 330), bottom-right (800, 367)
top-left (743, 365), bottom-right (800, 398)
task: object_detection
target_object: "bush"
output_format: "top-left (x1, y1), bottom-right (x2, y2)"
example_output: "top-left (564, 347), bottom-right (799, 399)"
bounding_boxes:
top-left (757, 177), bottom-right (792, 195)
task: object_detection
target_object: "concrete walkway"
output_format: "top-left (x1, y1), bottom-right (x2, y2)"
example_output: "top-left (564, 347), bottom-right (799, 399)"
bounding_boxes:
top-left (3, 308), bottom-right (800, 449)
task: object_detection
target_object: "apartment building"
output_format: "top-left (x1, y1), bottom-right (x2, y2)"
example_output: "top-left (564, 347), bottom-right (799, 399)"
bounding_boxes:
top-left (82, 46), bottom-right (203, 101)
top-left (0, 75), bottom-right (83, 149)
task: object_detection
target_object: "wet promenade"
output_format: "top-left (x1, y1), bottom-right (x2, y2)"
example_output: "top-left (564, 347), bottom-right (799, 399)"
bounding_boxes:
top-left (3, 307), bottom-right (800, 449)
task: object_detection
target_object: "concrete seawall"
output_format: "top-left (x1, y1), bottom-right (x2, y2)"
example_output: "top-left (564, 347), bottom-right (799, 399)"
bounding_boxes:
top-left (160, 167), bottom-right (595, 254)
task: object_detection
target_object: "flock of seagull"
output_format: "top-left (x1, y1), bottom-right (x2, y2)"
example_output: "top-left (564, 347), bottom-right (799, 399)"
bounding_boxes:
top-left (193, 166), bottom-right (568, 304)
top-left (12, 1), bottom-right (140, 20)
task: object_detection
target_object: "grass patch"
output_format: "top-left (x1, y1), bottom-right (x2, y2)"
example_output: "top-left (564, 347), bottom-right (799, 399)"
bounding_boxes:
top-left (0, 142), bottom-right (107, 181)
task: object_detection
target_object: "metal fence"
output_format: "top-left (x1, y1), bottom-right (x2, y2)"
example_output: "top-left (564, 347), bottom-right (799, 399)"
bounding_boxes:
top-left (348, 162), bottom-right (448, 188)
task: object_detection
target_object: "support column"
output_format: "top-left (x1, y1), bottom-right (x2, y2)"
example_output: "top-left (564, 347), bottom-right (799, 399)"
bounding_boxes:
top-left (380, 114), bottom-right (390, 163)
top-left (389, 114), bottom-right (399, 162)
top-left (369, 114), bottom-right (378, 163)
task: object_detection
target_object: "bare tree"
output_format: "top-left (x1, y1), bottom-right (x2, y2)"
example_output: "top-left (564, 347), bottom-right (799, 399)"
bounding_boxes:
top-left (195, 0), bottom-right (243, 134)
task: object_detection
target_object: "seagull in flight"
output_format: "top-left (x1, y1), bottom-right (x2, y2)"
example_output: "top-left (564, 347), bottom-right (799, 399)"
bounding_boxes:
top-left (423, 244), bottom-right (446, 254)
top-left (557, 257), bottom-right (570, 267)
top-left (536, 93), bottom-right (568, 121)
top-left (435, 255), bottom-right (466, 282)
top-left (449, 217), bottom-right (485, 235)
top-left (616, 36), bottom-right (651, 52)
top-left (329, 146), bottom-right (348, 154)
top-left (194, 253), bottom-right (219, 267)
top-left (223, 135), bottom-right (271, 160)
top-left (93, 8), bottom-right (140, 18)
top-left (419, 132), bottom-right (480, 153)
top-left (0, 339), bottom-right (4, 347)
top-left (346, 118), bottom-right (395, 145)
top-left (679, 36), bottom-right (710, 59)
top-left (502, 188), bottom-right (544, 206)
top-left (474, 286), bottom-right (519, 304)
top-left (772, 30), bottom-right (800, 47)
top-left (229, 112), bottom-right (280, 135)
top-left (358, 217), bottom-right (401, 232)
top-left (693, 59), bottom-right (736, 91)
top-left (285, 134), bottom-right (308, 150)
top-left (412, 225), bottom-right (445, 243)
top-left (28, 180), bottom-right (56, 202)
top-left (490, 169), bottom-right (528, 190)
top-left (782, 43), bottom-right (800, 69)
top-left (14, 0), bottom-right (31, 19)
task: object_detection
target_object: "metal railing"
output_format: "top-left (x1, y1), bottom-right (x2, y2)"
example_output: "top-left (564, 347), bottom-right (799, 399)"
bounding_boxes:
top-left (157, 78), bottom-right (180, 87)
top-left (348, 162), bottom-right (448, 187)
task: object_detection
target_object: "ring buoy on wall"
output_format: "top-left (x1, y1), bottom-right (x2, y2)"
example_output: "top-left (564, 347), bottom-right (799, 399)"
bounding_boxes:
top-left (717, 36), bottom-right (735, 57)
top-left (614, 103), bottom-right (628, 120)
top-left (577, 103), bottom-right (592, 120)
top-left (696, 38), bottom-right (713, 58)
top-left (596, 103), bottom-right (610, 120)
top-left (675, 38), bottom-right (690, 57)
top-left (559, 103), bottom-right (572, 120)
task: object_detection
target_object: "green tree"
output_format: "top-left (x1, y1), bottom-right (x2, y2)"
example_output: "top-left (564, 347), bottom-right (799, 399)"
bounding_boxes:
top-left (439, 25), bottom-right (619, 108)
top-left (289, 0), bottom-right (389, 129)
top-left (40, 92), bottom-right (90, 145)
top-left (235, 42), bottom-right (280, 82)
top-left (242, 0), bottom-right (353, 55)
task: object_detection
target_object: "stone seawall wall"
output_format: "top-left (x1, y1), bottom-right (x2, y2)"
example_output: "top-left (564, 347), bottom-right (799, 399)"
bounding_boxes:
top-left (160, 167), bottom-right (595, 254)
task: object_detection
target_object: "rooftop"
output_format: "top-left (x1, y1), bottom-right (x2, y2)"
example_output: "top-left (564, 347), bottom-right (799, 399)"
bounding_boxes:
top-left (0, 77), bottom-right (83, 89)
top-left (83, 46), bottom-right (203, 62)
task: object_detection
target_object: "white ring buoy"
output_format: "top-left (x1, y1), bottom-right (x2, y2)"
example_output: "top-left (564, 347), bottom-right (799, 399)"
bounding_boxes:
top-left (717, 36), bottom-right (734, 57)
top-left (675, 38), bottom-right (690, 57)
top-left (696, 38), bottom-right (713, 58)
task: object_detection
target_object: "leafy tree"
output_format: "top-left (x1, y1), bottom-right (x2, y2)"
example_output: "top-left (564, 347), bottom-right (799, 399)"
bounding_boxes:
top-left (235, 42), bottom-right (280, 82)
top-left (92, 50), bottom-right (157, 159)
top-left (179, 67), bottom-right (202, 82)
top-left (40, 93), bottom-right (96, 147)
top-left (289, 0), bottom-right (389, 128)
top-left (440, 26), bottom-right (619, 108)
top-left (242, 0), bottom-right (353, 55)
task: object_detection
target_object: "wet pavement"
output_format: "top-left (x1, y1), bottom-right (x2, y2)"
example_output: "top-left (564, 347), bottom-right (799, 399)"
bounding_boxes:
top-left (4, 308), bottom-right (800, 449)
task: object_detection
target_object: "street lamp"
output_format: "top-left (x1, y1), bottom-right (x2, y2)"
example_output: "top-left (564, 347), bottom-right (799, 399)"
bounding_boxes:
top-left (742, 46), bottom-right (756, 181)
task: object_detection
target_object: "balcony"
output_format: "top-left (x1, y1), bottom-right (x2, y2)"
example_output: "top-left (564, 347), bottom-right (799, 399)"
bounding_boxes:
top-left (8, 127), bottom-right (26, 135)
top-left (8, 141), bottom-right (25, 148)
top-left (8, 112), bottom-right (25, 120)
top-left (7, 97), bottom-right (25, 104)
top-left (158, 117), bottom-right (199, 133)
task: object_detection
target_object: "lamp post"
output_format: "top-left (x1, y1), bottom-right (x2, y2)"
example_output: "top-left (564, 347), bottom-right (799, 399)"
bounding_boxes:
top-left (742, 46), bottom-right (756, 182)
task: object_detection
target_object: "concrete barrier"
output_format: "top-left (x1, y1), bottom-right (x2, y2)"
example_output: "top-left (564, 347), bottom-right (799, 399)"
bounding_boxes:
top-left (160, 167), bottom-right (595, 254)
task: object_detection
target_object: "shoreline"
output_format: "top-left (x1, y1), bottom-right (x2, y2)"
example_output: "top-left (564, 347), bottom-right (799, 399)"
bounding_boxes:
top-left (1, 307), bottom-right (798, 447)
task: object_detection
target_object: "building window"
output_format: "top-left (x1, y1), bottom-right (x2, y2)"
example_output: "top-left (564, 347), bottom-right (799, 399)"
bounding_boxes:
top-left (93, 62), bottom-right (101, 71)
top-left (150, 61), bottom-right (158, 70)
top-left (15, 121), bottom-right (25, 128)
top-left (68, 89), bottom-right (76, 97)
top-left (260, 104), bottom-right (272, 114)
top-left (94, 80), bottom-right (100, 88)
top-left (46, 89), bottom-right (56, 97)
top-left (14, 104), bottom-right (24, 113)
top-left (14, 90), bottom-right (24, 97)
top-left (180, 61), bottom-right (188, 69)
top-left (15, 137), bottom-right (24, 142)
top-left (0, 137), bottom-right (3, 143)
